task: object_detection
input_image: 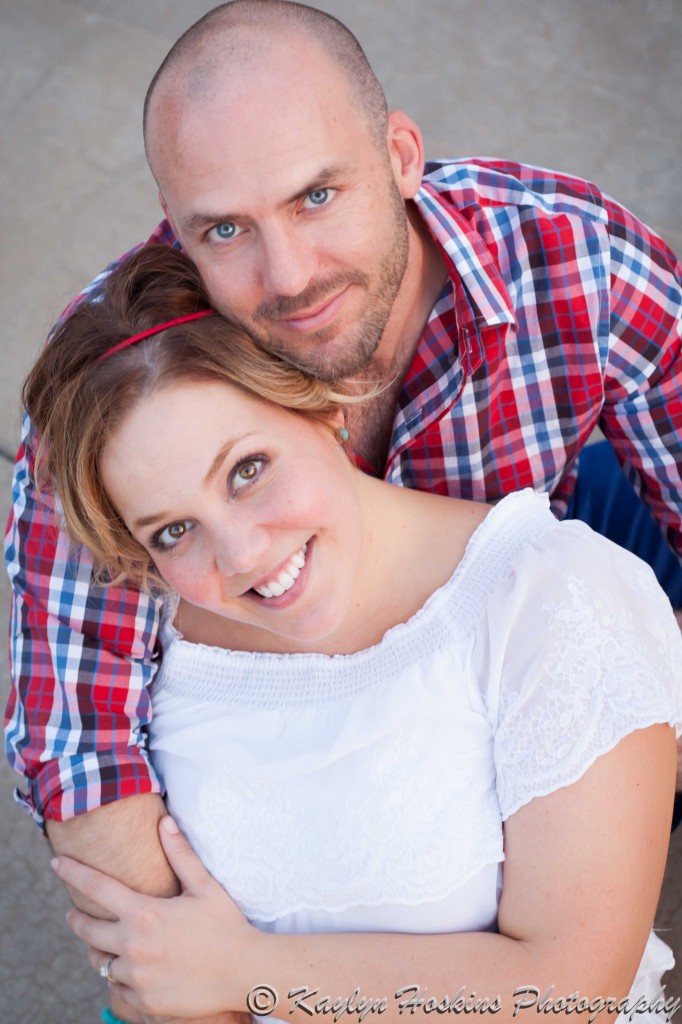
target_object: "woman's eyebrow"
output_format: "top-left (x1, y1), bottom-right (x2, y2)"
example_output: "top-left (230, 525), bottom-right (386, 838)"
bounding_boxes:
top-left (133, 510), bottom-right (172, 530)
top-left (204, 435), bottom-right (251, 485)
top-left (132, 433), bottom-right (255, 529)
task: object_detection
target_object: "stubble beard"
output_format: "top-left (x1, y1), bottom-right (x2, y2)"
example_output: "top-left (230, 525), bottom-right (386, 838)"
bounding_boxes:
top-left (232, 178), bottom-right (411, 383)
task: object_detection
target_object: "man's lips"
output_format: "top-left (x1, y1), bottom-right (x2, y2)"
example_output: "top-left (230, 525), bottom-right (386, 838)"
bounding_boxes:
top-left (275, 286), bottom-right (350, 333)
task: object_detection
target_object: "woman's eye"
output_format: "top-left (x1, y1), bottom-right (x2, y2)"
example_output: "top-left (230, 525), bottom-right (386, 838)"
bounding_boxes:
top-left (208, 222), bottom-right (243, 243)
top-left (153, 521), bottom-right (193, 551)
top-left (231, 457), bottom-right (265, 492)
top-left (303, 188), bottom-right (334, 209)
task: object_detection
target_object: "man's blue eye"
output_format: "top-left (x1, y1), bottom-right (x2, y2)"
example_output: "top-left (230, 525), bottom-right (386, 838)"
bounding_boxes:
top-left (215, 223), bottom-right (237, 239)
top-left (307, 189), bottom-right (330, 206)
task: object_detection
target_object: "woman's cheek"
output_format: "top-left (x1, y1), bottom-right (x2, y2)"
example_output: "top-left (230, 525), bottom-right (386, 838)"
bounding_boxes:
top-left (158, 554), bottom-right (210, 604)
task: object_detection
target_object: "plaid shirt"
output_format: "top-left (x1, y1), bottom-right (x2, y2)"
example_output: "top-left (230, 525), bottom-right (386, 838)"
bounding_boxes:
top-left (5, 159), bottom-right (682, 829)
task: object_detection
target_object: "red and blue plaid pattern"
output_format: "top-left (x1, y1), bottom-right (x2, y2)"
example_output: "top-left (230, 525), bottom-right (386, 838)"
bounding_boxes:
top-left (5, 160), bottom-right (682, 828)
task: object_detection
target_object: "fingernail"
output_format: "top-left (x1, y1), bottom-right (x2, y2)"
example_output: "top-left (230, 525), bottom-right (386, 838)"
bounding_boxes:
top-left (50, 857), bottom-right (60, 871)
top-left (161, 815), bottom-right (179, 834)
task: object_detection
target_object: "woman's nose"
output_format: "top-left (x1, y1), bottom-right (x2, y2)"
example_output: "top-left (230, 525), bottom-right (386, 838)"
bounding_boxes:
top-left (212, 518), bottom-right (270, 578)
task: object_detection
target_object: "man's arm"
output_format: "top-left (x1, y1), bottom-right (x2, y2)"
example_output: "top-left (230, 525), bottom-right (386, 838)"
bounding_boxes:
top-left (4, 222), bottom-right (179, 830)
top-left (599, 193), bottom-right (682, 568)
top-left (5, 428), bottom-right (170, 825)
top-left (46, 794), bottom-right (177, 910)
top-left (5, 420), bottom-right (164, 830)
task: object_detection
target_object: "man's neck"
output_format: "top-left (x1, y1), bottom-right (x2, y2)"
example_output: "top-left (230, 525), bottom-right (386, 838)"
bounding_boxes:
top-left (374, 200), bottom-right (450, 378)
top-left (345, 201), bottom-right (450, 472)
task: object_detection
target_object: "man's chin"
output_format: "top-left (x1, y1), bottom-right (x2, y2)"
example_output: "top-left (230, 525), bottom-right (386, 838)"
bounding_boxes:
top-left (257, 331), bottom-right (378, 383)
top-left (284, 350), bottom-right (377, 383)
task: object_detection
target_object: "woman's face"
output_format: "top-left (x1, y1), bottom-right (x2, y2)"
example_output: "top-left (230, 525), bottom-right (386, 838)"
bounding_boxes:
top-left (100, 380), bottom-right (364, 645)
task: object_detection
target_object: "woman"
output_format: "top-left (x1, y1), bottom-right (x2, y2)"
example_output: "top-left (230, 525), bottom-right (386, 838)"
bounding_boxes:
top-left (27, 245), bottom-right (681, 1023)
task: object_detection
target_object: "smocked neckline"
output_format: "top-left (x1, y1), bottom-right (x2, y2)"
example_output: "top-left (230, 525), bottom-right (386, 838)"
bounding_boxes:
top-left (152, 490), bottom-right (555, 708)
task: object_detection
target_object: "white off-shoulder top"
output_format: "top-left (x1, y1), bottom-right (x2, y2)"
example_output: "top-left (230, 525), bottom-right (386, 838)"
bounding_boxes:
top-left (148, 490), bottom-right (682, 1000)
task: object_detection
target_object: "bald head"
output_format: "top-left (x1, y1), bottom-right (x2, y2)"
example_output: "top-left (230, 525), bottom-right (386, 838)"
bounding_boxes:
top-left (144, 0), bottom-right (389, 182)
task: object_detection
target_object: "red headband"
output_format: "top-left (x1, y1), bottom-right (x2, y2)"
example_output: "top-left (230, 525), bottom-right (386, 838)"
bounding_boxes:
top-left (98, 309), bottom-right (217, 362)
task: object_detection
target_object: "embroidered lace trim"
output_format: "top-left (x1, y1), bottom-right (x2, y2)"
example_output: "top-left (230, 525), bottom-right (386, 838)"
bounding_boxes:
top-left (495, 557), bottom-right (682, 819)
top-left (189, 725), bottom-right (504, 922)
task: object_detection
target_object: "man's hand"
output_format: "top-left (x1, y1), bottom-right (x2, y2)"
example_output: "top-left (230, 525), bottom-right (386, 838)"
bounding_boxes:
top-left (47, 794), bottom-right (247, 1024)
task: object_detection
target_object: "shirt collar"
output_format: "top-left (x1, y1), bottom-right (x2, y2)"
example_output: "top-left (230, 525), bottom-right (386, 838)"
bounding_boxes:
top-left (413, 181), bottom-right (516, 330)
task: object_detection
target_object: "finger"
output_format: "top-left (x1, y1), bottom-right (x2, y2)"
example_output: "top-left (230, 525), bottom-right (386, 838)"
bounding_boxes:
top-left (92, 951), bottom-right (134, 990)
top-left (110, 978), bottom-right (182, 1023)
top-left (86, 945), bottom-right (109, 969)
top-left (51, 855), bottom-right (141, 916)
top-left (107, 980), bottom-right (144, 1016)
top-left (65, 907), bottom-right (121, 955)
top-left (158, 816), bottom-right (215, 894)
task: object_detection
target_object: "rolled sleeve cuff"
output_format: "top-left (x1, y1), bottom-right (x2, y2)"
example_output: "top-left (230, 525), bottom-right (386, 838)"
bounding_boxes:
top-left (13, 748), bottom-right (163, 832)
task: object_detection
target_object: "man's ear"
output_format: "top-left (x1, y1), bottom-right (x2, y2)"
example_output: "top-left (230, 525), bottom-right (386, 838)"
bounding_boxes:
top-left (158, 191), bottom-right (180, 238)
top-left (386, 110), bottom-right (425, 200)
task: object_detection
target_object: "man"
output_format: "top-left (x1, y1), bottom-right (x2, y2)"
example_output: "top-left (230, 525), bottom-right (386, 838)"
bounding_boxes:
top-left (5, 2), bottom-right (682, 1022)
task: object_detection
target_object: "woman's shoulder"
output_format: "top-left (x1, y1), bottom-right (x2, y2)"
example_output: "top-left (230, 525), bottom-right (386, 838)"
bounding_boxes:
top-left (457, 488), bottom-right (677, 629)
top-left (469, 489), bottom-right (682, 713)
top-left (468, 492), bottom-right (682, 820)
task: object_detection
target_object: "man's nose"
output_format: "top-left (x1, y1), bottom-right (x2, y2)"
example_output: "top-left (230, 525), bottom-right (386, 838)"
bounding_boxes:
top-left (258, 222), bottom-right (317, 297)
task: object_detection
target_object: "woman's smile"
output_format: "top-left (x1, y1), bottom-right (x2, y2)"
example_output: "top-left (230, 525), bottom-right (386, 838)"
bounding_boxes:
top-left (244, 539), bottom-right (311, 605)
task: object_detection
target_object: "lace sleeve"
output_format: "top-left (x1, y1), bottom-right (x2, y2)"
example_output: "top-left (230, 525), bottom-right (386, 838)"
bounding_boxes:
top-left (484, 520), bottom-right (682, 821)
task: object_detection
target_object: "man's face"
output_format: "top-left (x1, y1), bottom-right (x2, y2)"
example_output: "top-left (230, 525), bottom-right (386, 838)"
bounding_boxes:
top-left (150, 47), bottom-right (413, 381)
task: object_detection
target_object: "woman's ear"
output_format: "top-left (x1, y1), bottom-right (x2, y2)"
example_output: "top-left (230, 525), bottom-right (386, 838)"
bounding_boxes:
top-left (386, 110), bottom-right (426, 200)
top-left (329, 408), bottom-right (346, 432)
top-left (324, 408), bottom-right (350, 448)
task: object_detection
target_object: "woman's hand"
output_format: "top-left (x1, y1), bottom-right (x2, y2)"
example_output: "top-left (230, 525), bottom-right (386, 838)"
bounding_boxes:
top-left (51, 816), bottom-right (259, 1019)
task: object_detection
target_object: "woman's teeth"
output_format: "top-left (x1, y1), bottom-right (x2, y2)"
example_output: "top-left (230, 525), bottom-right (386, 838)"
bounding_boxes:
top-left (253, 543), bottom-right (308, 599)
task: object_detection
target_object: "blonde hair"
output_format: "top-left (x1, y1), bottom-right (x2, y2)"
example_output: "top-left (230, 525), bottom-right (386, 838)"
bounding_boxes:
top-left (24, 244), bottom-right (352, 591)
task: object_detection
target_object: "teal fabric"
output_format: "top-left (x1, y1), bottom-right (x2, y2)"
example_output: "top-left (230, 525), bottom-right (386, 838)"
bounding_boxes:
top-left (101, 1009), bottom-right (130, 1024)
